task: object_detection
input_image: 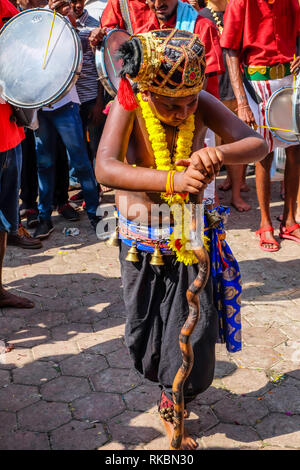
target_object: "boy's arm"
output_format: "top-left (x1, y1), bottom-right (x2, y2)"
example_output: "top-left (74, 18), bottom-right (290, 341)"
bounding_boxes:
top-left (95, 99), bottom-right (211, 194)
top-left (199, 91), bottom-right (268, 165)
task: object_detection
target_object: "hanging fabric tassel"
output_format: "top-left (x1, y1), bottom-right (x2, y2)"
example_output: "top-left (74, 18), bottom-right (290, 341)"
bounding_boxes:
top-left (117, 77), bottom-right (138, 111)
top-left (102, 100), bottom-right (113, 115)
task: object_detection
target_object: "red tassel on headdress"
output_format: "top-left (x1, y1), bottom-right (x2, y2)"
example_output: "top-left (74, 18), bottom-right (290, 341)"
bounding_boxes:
top-left (117, 77), bottom-right (138, 111)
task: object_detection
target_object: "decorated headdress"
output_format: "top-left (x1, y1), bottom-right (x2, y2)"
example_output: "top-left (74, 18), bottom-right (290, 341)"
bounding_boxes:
top-left (117, 29), bottom-right (206, 110)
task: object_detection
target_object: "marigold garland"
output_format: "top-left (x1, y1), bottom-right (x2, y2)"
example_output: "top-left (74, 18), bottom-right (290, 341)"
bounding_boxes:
top-left (137, 93), bottom-right (208, 265)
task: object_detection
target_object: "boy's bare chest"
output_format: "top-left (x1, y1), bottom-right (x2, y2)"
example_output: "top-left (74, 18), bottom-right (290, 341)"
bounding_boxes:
top-left (126, 112), bottom-right (207, 168)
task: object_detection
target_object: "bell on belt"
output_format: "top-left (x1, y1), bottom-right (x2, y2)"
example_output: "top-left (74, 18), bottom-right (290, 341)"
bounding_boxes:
top-left (125, 241), bottom-right (140, 263)
top-left (150, 244), bottom-right (165, 266)
top-left (107, 228), bottom-right (119, 247)
top-left (205, 210), bottom-right (222, 229)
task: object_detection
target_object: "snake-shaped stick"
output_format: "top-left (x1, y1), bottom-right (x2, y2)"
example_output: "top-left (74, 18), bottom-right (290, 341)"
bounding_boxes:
top-left (170, 192), bottom-right (210, 450)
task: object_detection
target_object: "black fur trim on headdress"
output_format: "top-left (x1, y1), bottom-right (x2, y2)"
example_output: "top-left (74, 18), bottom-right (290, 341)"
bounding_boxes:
top-left (116, 38), bottom-right (143, 79)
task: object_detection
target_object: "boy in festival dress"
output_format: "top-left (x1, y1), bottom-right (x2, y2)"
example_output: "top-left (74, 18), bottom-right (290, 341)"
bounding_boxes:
top-left (95, 29), bottom-right (268, 449)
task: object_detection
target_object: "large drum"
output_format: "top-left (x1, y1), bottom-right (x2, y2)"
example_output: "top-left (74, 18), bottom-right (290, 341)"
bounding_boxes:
top-left (266, 85), bottom-right (300, 144)
top-left (95, 28), bottom-right (130, 97)
top-left (0, 8), bottom-right (82, 108)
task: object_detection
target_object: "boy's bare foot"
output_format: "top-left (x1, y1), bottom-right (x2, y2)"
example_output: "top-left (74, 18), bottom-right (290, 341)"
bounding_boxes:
top-left (231, 197), bottom-right (251, 212)
top-left (160, 416), bottom-right (198, 450)
top-left (0, 289), bottom-right (34, 309)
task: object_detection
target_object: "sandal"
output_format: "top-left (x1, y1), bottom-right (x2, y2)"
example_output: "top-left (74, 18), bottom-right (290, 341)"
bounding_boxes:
top-left (256, 226), bottom-right (279, 252)
top-left (279, 223), bottom-right (300, 243)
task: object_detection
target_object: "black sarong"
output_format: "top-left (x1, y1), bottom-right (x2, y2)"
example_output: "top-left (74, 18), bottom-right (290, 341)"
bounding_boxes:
top-left (119, 242), bottom-right (218, 403)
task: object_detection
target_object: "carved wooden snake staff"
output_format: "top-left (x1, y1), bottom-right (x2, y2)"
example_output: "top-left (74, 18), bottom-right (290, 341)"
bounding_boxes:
top-left (170, 192), bottom-right (210, 450)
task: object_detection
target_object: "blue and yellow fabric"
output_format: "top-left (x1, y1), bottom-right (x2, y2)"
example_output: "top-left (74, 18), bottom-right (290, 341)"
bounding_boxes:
top-left (205, 206), bottom-right (242, 353)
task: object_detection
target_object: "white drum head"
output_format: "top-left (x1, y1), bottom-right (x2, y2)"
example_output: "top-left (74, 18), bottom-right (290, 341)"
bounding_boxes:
top-left (266, 87), bottom-right (298, 143)
top-left (0, 9), bottom-right (82, 108)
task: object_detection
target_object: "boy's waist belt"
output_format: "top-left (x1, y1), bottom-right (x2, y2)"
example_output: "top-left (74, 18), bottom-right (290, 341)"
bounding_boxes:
top-left (244, 63), bottom-right (291, 81)
top-left (118, 213), bottom-right (174, 254)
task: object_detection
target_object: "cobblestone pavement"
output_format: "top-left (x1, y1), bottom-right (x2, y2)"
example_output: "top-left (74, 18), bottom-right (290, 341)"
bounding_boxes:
top-left (0, 175), bottom-right (299, 450)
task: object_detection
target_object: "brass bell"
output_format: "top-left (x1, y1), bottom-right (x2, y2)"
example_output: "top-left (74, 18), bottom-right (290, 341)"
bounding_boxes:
top-left (150, 244), bottom-right (165, 266)
top-left (125, 241), bottom-right (140, 263)
top-left (106, 228), bottom-right (119, 247)
top-left (205, 210), bottom-right (222, 229)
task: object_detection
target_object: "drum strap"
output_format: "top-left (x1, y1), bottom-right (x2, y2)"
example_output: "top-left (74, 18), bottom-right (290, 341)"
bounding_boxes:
top-left (242, 75), bottom-right (262, 105)
top-left (119, 0), bottom-right (133, 35)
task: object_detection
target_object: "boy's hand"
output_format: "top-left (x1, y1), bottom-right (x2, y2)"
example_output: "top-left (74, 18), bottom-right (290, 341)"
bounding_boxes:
top-left (174, 147), bottom-right (224, 194)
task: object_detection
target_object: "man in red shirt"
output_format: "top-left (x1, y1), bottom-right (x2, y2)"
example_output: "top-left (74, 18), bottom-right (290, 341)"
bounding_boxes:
top-left (221, 0), bottom-right (300, 251)
top-left (100, 0), bottom-right (150, 32)
top-left (0, 0), bottom-right (36, 308)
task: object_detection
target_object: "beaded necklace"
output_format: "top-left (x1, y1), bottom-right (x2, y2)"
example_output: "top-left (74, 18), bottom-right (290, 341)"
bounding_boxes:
top-left (206, 3), bottom-right (224, 35)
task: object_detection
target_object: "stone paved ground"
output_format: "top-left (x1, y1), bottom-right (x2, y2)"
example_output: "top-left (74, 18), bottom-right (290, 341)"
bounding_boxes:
top-left (0, 175), bottom-right (299, 450)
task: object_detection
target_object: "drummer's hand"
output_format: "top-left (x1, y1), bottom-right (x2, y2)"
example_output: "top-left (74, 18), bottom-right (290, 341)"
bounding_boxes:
top-left (186, 0), bottom-right (201, 12)
top-left (237, 104), bottom-right (256, 128)
top-left (290, 56), bottom-right (300, 75)
top-left (67, 10), bottom-right (77, 28)
top-left (48, 0), bottom-right (71, 16)
top-left (89, 103), bottom-right (106, 127)
top-left (89, 27), bottom-right (106, 47)
top-left (0, 96), bottom-right (6, 105)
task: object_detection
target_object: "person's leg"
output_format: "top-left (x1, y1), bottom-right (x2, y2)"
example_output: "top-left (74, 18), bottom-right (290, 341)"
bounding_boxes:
top-left (0, 149), bottom-right (34, 308)
top-left (1, 144), bottom-right (22, 235)
top-left (296, 176), bottom-right (300, 224)
top-left (51, 103), bottom-right (99, 223)
top-left (255, 151), bottom-right (279, 250)
top-left (53, 135), bottom-right (69, 208)
top-left (226, 164), bottom-right (251, 211)
top-left (34, 111), bottom-right (57, 222)
top-left (20, 129), bottom-right (38, 211)
top-left (119, 242), bottom-right (211, 449)
top-left (280, 144), bottom-right (300, 241)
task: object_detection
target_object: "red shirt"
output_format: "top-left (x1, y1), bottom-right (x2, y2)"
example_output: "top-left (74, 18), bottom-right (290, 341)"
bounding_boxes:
top-left (0, 0), bottom-right (24, 152)
top-left (101, 0), bottom-right (150, 32)
top-left (220, 0), bottom-right (300, 66)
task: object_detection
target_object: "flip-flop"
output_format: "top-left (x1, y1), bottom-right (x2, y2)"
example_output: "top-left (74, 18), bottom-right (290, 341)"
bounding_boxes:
top-left (279, 223), bottom-right (300, 243)
top-left (256, 226), bottom-right (279, 252)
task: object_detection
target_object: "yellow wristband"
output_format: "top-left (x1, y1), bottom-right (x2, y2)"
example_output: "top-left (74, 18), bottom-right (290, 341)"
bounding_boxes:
top-left (166, 170), bottom-right (175, 195)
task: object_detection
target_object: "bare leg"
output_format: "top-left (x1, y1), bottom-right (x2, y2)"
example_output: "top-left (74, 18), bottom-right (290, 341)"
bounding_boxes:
top-left (227, 164), bottom-right (251, 211)
top-left (160, 417), bottom-right (197, 450)
top-left (241, 164), bottom-right (250, 191)
top-left (296, 177), bottom-right (300, 224)
top-left (281, 145), bottom-right (300, 240)
top-left (256, 152), bottom-right (278, 250)
top-left (0, 231), bottom-right (34, 308)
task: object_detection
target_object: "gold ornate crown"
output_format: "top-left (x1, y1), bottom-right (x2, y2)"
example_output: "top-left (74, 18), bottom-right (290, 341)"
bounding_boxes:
top-left (130, 29), bottom-right (206, 97)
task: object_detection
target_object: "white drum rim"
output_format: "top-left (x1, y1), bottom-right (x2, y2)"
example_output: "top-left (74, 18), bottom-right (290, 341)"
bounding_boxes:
top-left (0, 8), bottom-right (83, 108)
top-left (95, 28), bottom-right (130, 97)
top-left (266, 86), bottom-right (298, 144)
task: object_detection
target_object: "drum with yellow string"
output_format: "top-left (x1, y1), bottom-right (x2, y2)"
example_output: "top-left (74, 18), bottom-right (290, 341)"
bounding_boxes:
top-left (265, 83), bottom-right (300, 144)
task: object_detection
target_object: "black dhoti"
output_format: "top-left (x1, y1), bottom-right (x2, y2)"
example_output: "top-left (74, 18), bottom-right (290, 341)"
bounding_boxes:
top-left (119, 242), bottom-right (218, 403)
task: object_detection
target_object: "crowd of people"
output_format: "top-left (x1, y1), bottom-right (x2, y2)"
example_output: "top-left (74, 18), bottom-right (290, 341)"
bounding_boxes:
top-left (0, 0), bottom-right (299, 450)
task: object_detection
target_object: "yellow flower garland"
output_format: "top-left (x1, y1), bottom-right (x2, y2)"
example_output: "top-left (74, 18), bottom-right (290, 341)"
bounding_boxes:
top-left (137, 93), bottom-right (207, 265)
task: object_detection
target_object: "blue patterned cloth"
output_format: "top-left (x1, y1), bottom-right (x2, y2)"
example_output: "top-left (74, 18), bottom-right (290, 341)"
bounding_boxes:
top-left (206, 206), bottom-right (242, 352)
top-left (175, 0), bottom-right (198, 32)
